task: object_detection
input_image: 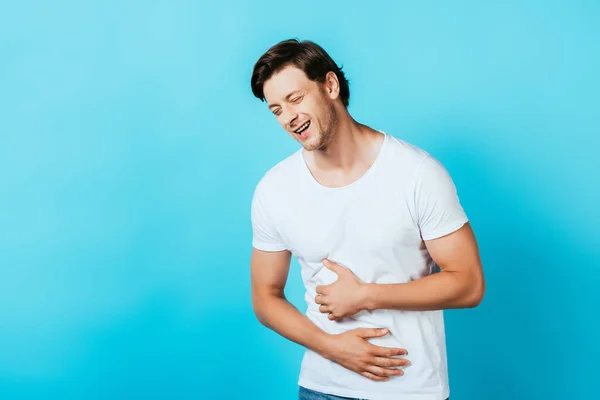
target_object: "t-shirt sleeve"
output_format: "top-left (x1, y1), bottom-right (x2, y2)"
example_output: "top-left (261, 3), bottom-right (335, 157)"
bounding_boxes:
top-left (414, 155), bottom-right (469, 241)
top-left (250, 180), bottom-right (288, 252)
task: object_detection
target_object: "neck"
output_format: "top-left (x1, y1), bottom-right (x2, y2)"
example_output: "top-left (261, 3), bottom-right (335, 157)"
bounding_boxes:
top-left (305, 109), bottom-right (383, 172)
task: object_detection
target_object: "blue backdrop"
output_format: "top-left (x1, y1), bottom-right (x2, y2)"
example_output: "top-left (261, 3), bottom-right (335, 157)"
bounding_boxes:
top-left (1, 1), bottom-right (598, 399)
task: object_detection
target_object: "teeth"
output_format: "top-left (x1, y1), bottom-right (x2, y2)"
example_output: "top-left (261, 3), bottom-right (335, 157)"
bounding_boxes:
top-left (295, 121), bottom-right (310, 134)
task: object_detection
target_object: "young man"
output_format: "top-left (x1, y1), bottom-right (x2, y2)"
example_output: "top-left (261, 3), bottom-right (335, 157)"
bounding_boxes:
top-left (249, 39), bottom-right (485, 400)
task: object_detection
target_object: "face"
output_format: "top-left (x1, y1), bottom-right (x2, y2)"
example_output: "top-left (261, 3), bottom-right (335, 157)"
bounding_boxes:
top-left (263, 66), bottom-right (338, 151)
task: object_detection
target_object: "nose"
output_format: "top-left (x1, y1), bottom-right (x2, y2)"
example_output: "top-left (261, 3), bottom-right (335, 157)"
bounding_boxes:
top-left (282, 107), bottom-right (299, 129)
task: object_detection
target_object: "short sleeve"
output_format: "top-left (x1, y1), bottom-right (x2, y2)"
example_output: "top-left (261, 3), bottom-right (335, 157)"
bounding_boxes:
top-left (250, 181), bottom-right (288, 252)
top-left (414, 155), bottom-right (469, 241)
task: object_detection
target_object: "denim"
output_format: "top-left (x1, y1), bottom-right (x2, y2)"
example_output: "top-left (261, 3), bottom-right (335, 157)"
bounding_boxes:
top-left (298, 386), bottom-right (449, 400)
top-left (298, 386), bottom-right (367, 400)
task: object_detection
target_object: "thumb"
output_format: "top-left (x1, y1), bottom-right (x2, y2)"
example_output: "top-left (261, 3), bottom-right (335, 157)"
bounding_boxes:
top-left (356, 327), bottom-right (389, 339)
top-left (323, 259), bottom-right (344, 274)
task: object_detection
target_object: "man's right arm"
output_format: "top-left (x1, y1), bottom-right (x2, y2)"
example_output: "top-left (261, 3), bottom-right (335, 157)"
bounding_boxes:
top-left (250, 247), bottom-right (411, 382)
top-left (250, 247), bottom-right (331, 355)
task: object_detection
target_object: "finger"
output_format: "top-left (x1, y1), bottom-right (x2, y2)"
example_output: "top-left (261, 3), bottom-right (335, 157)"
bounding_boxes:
top-left (328, 313), bottom-right (337, 320)
top-left (314, 294), bottom-right (323, 305)
top-left (315, 285), bottom-right (329, 295)
top-left (322, 259), bottom-right (345, 275)
top-left (361, 371), bottom-right (388, 382)
top-left (372, 357), bottom-right (411, 368)
top-left (355, 328), bottom-right (390, 339)
top-left (319, 305), bottom-right (330, 313)
top-left (365, 365), bottom-right (404, 378)
top-left (369, 345), bottom-right (408, 358)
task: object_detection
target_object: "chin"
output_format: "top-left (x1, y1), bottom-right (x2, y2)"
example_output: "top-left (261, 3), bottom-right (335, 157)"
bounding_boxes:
top-left (302, 141), bottom-right (320, 152)
top-left (302, 135), bottom-right (324, 151)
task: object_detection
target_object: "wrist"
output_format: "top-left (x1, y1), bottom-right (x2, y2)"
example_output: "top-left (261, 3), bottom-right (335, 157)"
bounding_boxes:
top-left (315, 331), bottom-right (336, 360)
top-left (361, 283), bottom-right (377, 311)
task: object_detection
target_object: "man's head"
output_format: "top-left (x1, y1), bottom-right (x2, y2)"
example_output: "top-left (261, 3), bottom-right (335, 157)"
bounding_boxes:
top-left (251, 39), bottom-right (350, 151)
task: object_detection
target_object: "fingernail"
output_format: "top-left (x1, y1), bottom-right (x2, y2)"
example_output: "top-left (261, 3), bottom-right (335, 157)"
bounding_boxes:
top-left (381, 328), bottom-right (388, 333)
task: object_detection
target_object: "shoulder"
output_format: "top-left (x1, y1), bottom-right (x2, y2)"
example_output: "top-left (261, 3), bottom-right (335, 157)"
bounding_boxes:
top-left (253, 149), bottom-right (303, 198)
top-left (385, 133), bottom-right (429, 161)
top-left (382, 133), bottom-right (457, 191)
top-left (382, 133), bottom-right (432, 173)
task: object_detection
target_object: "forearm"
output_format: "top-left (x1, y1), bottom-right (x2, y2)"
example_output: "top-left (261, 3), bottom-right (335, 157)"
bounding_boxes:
top-left (364, 270), bottom-right (484, 312)
top-left (253, 293), bottom-right (331, 356)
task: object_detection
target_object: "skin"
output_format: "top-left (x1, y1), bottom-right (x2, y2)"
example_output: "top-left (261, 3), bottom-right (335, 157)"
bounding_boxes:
top-left (251, 65), bottom-right (485, 382)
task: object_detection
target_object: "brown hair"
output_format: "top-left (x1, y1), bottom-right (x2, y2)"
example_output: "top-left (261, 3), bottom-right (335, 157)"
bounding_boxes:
top-left (251, 39), bottom-right (350, 107)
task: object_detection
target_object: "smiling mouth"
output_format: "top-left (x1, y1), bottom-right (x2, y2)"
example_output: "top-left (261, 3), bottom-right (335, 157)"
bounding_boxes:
top-left (294, 120), bottom-right (311, 134)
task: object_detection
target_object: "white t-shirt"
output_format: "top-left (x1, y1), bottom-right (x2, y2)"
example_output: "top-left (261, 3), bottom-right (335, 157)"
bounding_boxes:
top-left (250, 131), bottom-right (468, 400)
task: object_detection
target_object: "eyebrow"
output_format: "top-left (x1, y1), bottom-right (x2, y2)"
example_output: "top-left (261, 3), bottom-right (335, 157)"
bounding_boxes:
top-left (268, 90), bottom-right (302, 110)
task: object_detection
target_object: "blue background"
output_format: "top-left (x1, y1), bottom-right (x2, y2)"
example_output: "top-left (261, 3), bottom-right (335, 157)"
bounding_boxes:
top-left (1, 1), bottom-right (598, 399)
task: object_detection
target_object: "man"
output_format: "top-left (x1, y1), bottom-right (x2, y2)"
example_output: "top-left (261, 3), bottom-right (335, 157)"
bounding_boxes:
top-left (249, 38), bottom-right (485, 400)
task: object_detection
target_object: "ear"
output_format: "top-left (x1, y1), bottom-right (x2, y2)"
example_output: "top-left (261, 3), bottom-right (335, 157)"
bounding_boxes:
top-left (323, 71), bottom-right (340, 101)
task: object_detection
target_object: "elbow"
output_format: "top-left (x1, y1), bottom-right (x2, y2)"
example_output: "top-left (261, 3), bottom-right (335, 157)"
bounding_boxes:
top-left (464, 277), bottom-right (486, 308)
top-left (465, 290), bottom-right (484, 308)
top-left (252, 294), bottom-right (268, 326)
top-left (251, 289), bottom-right (282, 326)
top-left (252, 306), bottom-right (270, 328)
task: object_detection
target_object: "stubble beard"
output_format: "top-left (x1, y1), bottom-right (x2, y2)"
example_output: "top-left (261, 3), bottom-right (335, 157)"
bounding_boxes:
top-left (304, 103), bottom-right (338, 152)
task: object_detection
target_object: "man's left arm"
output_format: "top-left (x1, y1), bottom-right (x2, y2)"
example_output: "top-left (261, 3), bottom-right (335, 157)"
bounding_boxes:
top-left (315, 155), bottom-right (485, 318)
top-left (363, 221), bottom-right (485, 312)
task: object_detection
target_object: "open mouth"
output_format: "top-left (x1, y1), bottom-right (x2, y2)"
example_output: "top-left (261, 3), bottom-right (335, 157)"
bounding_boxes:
top-left (294, 120), bottom-right (311, 135)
